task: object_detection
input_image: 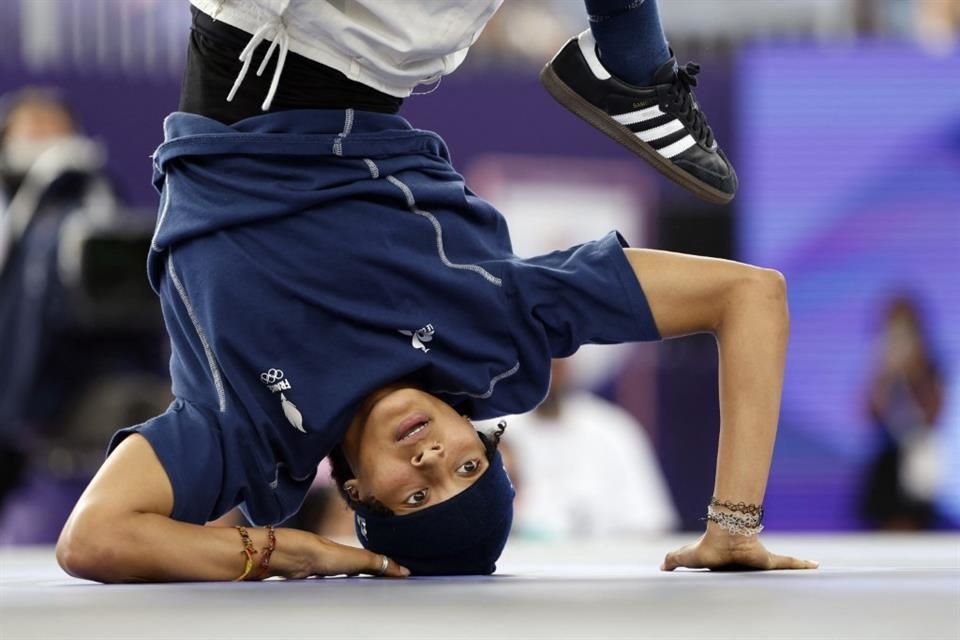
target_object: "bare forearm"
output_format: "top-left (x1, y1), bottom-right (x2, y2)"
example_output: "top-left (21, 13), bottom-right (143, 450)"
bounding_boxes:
top-left (59, 507), bottom-right (318, 583)
top-left (628, 249), bottom-right (817, 571)
top-left (712, 275), bottom-right (788, 504)
top-left (623, 248), bottom-right (789, 507)
top-left (88, 517), bottom-right (315, 582)
top-left (57, 435), bottom-right (401, 583)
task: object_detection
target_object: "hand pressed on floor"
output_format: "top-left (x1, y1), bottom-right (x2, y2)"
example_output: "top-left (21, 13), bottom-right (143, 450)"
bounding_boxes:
top-left (661, 526), bottom-right (819, 572)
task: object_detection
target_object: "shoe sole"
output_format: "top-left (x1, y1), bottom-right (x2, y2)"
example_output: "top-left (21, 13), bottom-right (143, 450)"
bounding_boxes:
top-left (539, 64), bottom-right (734, 205)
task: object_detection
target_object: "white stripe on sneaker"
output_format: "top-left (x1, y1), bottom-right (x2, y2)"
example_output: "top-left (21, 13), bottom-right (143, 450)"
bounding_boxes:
top-left (613, 105), bottom-right (664, 125)
top-left (657, 134), bottom-right (697, 159)
top-left (636, 118), bottom-right (685, 142)
top-left (577, 30), bottom-right (611, 80)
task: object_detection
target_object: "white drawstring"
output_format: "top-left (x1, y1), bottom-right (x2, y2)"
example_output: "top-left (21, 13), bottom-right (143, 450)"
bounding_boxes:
top-left (225, 0), bottom-right (292, 112)
top-left (411, 75), bottom-right (443, 96)
top-left (257, 27), bottom-right (289, 111)
top-left (225, 21), bottom-right (274, 103)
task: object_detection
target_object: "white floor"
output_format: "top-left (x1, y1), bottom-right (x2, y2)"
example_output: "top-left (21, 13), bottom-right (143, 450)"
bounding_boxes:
top-left (1, 534), bottom-right (958, 639)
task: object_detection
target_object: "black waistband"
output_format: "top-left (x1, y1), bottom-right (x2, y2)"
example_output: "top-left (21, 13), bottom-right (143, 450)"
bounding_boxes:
top-left (178, 7), bottom-right (403, 124)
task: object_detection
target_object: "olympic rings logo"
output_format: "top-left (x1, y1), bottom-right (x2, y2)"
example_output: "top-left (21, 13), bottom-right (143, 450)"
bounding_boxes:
top-left (260, 368), bottom-right (285, 384)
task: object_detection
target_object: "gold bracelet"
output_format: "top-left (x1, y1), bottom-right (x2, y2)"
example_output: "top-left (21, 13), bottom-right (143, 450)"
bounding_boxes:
top-left (233, 526), bottom-right (259, 581)
top-left (255, 525), bottom-right (277, 579)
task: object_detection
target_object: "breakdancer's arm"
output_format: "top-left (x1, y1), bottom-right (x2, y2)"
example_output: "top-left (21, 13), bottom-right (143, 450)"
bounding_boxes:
top-left (55, 434), bottom-right (408, 582)
top-left (623, 248), bottom-right (818, 571)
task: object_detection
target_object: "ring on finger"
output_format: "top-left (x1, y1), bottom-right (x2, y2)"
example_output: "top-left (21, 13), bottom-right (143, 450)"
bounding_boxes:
top-left (377, 554), bottom-right (389, 576)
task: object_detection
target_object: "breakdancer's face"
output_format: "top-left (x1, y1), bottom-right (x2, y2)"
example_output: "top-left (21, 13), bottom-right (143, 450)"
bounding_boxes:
top-left (341, 387), bottom-right (490, 514)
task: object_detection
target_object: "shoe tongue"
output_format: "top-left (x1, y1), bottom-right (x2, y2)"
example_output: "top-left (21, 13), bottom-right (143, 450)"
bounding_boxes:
top-left (653, 57), bottom-right (679, 85)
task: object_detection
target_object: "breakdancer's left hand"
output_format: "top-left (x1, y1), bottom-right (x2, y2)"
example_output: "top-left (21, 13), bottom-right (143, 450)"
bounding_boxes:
top-left (660, 525), bottom-right (819, 571)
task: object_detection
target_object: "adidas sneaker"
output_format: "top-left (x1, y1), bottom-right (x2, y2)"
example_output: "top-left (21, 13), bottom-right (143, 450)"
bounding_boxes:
top-left (541, 30), bottom-right (737, 204)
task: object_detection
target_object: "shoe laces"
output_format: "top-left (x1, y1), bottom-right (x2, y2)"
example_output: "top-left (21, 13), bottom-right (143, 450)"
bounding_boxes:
top-left (664, 62), bottom-right (715, 149)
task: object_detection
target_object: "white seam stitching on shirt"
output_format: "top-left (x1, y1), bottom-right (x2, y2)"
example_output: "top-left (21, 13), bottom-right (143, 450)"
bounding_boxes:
top-left (167, 250), bottom-right (226, 412)
top-left (343, 108), bottom-right (354, 136)
top-left (434, 361), bottom-right (520, 399)
top-left (150, 176), bottom-right (172, 252)
top-left (332, 108), bottom-right (354, 156)
top-left (385, 174), bottom-right (502, 287)
top-left (363, 158), bottom-right (379, 179)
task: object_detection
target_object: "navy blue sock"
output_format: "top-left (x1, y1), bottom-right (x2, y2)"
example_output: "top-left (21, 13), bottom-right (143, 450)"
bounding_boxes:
top-left (584, 0), bottom-right (671, 85)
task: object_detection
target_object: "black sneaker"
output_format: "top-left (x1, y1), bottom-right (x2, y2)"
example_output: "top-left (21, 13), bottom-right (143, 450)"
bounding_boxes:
top-left (540, 30), bottom-right (737, 204)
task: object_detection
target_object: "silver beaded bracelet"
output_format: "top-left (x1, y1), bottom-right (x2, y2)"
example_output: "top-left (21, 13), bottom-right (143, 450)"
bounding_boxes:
top-left (705, 507), bottom-right (765, 536)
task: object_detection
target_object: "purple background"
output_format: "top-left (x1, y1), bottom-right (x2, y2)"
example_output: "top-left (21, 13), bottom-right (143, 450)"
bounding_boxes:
top-left (737, 43), bottom-right (960, 529)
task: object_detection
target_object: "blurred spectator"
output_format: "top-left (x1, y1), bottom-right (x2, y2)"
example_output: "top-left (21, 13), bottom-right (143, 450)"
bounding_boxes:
top-left (858, 0), bottom-right (960, 48)
top-left (0, 87), bottom-right (168, 543)
top-left (0, 87), bottom-right (97, 514)
top-left (860, 295), bottom-right (947, 530)
top-left (915, 0), bottom-right (960, 52)
top-left (467, 1), bottom-right (580, 68)
top-left (493, 359), bottom-right (678, 539)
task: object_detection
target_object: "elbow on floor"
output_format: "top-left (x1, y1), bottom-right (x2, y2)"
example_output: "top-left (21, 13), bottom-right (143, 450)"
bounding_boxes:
top-left (56, 512), bottom-right (119, 583)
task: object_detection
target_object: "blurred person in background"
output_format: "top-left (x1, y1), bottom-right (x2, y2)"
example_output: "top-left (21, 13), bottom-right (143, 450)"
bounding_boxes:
top-left (914, 0), bottom-right (960, 49)
top-left (858, 0), bottom-right (960, 50)
top-left (497, 358), bottom-right (678, 539)
top-left (0, 87), bottom-right (168, 543)
top-left (0, 88), bottom-right (112, 273)
top-left (0, 87), bottom-right (104, 518)
top-left (861, 295), bottom-right (947, 530)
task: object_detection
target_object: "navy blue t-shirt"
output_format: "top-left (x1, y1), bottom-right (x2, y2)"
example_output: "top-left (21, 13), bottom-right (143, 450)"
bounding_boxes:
top-left (109, 109), bottom-right (660, 526)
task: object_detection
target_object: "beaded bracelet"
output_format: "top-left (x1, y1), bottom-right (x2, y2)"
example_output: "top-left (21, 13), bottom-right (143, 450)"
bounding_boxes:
top-left (704, 508), bottom-right (764, 536)
top-left (709, 497), bottom-right (764, 521)
top-left (233, 526), bottom-right (259, 581)
top-left (256, 525), bottom-right (277, 578)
